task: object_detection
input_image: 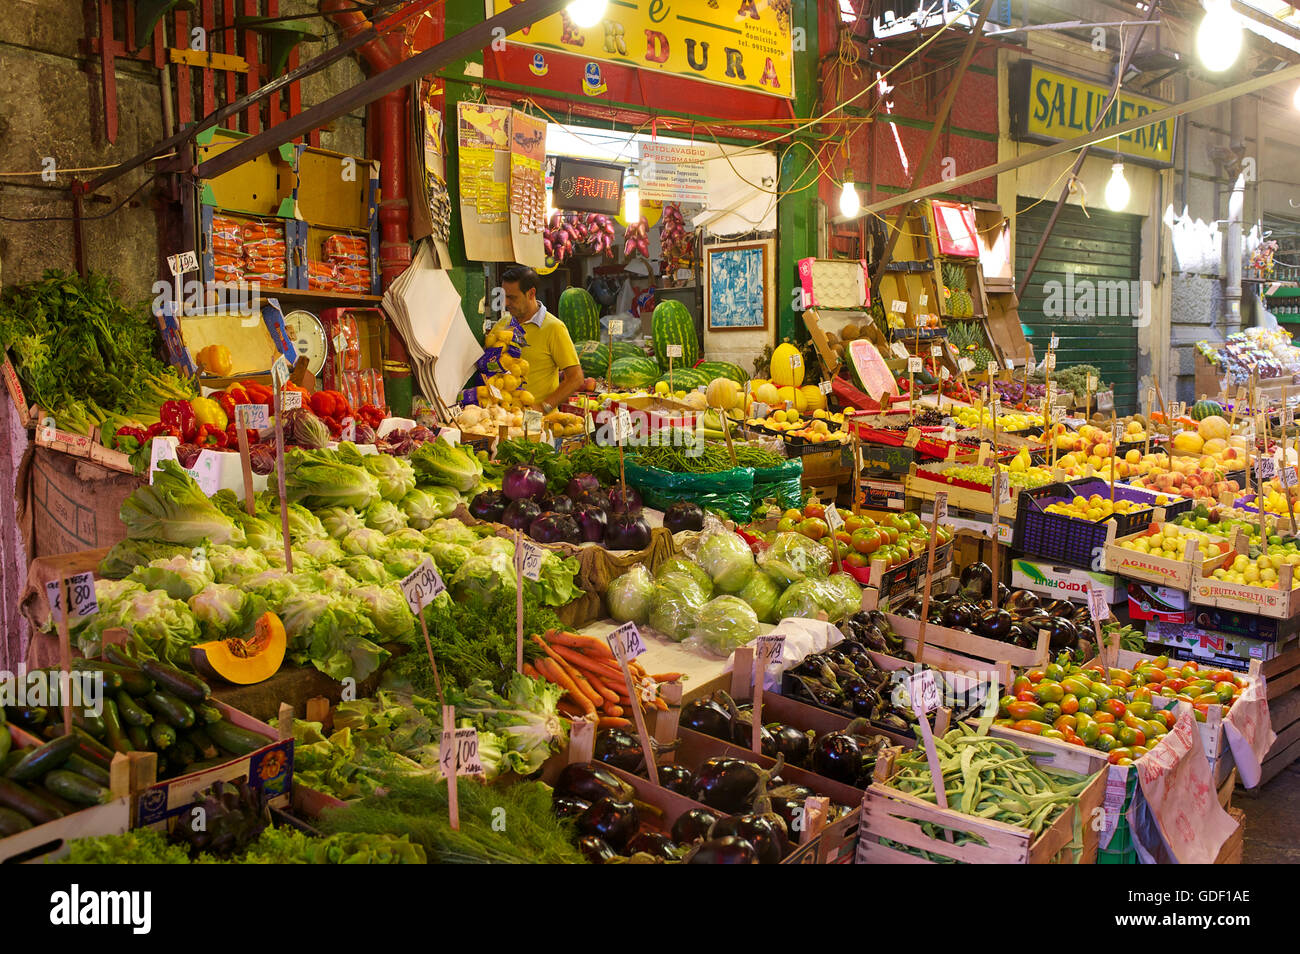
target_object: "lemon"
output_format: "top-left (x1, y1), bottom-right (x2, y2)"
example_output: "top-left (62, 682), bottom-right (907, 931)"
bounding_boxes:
top-left (655, 381), bottom-right (670, 396)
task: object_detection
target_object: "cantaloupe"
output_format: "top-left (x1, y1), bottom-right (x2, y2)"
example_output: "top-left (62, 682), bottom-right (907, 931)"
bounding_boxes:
top-left (1197, 415), bottom-right (1230, 442)
top-left (1172, 431), bottom-right (1205, 455)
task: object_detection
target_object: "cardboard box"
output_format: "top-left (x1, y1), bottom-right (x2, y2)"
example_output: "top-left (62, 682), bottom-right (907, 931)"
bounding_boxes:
top-left (195, 127), bottom-right (296, 217)
top-left (858, 477), bottom-right (906, 513)
top-left (1128, 582), bottom-right (1193, 623)
top-left (158, 299), bottom-right (297, 377)
top-left (1011, 557), bottom-right (1123, 604)
top-left (1189, 606), bottom-right (1300, 642)
top-left (858, 442), bottom-right (917, 478)
top-left (2, 356), bottom-right (32, 427)
top-left (1145, 620), bottom-right (1289, 669)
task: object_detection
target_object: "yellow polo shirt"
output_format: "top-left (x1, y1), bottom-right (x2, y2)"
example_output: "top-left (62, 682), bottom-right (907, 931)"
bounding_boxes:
top-left (492, 304), bottom-right (580, 400)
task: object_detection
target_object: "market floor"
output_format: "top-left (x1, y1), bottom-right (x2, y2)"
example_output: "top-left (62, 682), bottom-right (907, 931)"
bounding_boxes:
top-left (1240, 764), bottom-right (1300, 863)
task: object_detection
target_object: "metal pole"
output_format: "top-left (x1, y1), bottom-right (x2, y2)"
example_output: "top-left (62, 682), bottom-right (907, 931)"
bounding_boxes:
top-left (1015, 2), bottom-right (1162, 299)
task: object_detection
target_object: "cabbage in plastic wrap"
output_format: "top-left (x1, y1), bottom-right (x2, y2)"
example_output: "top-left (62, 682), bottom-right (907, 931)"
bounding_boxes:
top-left (759, 532), bottom-right (832, 587)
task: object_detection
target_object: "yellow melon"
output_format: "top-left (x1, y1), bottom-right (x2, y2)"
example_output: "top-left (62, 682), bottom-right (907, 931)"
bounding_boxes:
top-left (771, 343), bottom-right (805, 388)
top-left (778, 385), bottom-right (808, 414)
top-left (1202, 437), bottom-right (1228, 456)
top-left (706, 377), bottom-right (741, 410)
top-left (1196, 415), bottom-right (1230, 442)
top-left (753, 380), bottom-right (781, 406)
top-left (800, 384), bottom-right (827, 413)
top-left (1172, 430), bottom-right (1204, 455)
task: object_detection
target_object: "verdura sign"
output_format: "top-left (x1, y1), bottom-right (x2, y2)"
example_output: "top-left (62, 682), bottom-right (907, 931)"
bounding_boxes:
top-left (1009, 61), bottom-right (1175, 166)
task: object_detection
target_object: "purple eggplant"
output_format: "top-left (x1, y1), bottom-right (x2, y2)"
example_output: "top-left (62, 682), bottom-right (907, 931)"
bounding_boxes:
top-left (576, 797), bottom-right (638, 851)
top-left (502, 498), bottom-right (541, 532)
top-left (687, 836), bottom-right (758, 864)
top-left (469, 489), bottom-right (508, 522)
top-left (593, 727), bottom-right (643, 772)
top-left (604, 512), bottom-right (651, 551)
top-left (626, 831), bottom-right (679, 860)
top-left (529, 511), bottom-right (580, 545)
top-left (671, 808), bottom-right (720, 845)
top-left (577, 835), bottom-right (617, 864)
top-left (607, 483), bottom-right (642, 515)
top-left (503, 464), bottom-right (547, 501)
top-left (574, 504), bottom-right (608, 543)
top-left (554, 763), bottom-right (633, 804)
top-left (709, 813), bottom-right (788, 864)
top-left (663, 500), bottom-right (705, 533)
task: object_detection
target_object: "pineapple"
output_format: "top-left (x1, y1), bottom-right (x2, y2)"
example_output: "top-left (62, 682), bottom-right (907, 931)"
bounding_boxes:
top-left (942, 263), bottom-right (974, 318)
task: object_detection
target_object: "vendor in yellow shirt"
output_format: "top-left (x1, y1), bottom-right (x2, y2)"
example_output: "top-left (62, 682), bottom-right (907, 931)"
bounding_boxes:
top-left (494, 265), bottom-right (583, 414)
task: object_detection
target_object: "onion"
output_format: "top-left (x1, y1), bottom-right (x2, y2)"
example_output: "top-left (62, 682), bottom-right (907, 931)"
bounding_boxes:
top-left (504, 464), bottom-right (548, 501)
top-left (503, 498), bottom-right (541, 531)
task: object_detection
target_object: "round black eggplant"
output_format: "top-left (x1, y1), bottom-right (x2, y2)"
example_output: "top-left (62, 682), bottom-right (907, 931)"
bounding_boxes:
top-left (552, 795), bottom-right (591, 820)
top-left (671, 808), bottom-right (721, 844)
top-left (690, 758), bottom-right (763, 814)
top-left (1007, 589), bottom-right (1041, 615)
top-left (977, 607), bottom-right (1013, 640)
top-left (593, 727), bottom-right (643, 772)
top-left (710, 813), bottom-right (788, 864)
top-left (1048, 616), bottom-right (1080, 650)
top-left (943, 600), bottom-right (976, 630)
top-left (554, 763), bottom-right (634, 804)
top-left (657, 763), bottom-right (695, 795)
top-left (687, 836), bottom-right (758, 864)
top-left (577, 835), bottom-right (616, 864)
top-left (810, 732), bottom-right (869, 786)
top-left (626, 830), bottom-right (679, 860)
top-left (679, 696), bottom-right (732, 739)
top-left (768, 723), bottom-right (813, 766)
top-left (576, 797), bottom-right (639, 851)
top-left (959, 561), bottom-right (993, 600)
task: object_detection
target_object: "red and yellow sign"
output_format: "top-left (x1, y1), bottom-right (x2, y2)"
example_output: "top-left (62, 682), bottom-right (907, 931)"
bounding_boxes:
top-left (487, 0), bottom-right (794, 99)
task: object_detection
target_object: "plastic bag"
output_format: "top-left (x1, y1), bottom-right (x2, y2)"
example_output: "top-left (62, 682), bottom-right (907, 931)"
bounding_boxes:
top-left (625, 461), bottom-right (756, 523)
top-left (608, 565), bottom-right (654, 625)
top-left (695, 529), bottom-right (755, 593)
top-left (760, 532), bottom-right (832, 587)
top-left (822, 573), bottom-right (865, 623)
top-left (737, 570), bottom-right (781, 624)
top-left (654, 557), bottom-right (713, 600)
top-left (752, 458), bottom-right (806, 510)
top-left (685, 595), bottom-right (760, 657)
top-left (774, 577), bottom-right (841, 621)
top-left (655, 570), bottom-right (710, 606)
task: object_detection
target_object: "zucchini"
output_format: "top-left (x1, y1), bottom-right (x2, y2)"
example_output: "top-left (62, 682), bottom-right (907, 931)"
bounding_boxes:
top-left (206, 719), bottom-right (269, 756)
top-left (65, 753), bottom-right (112, 787)
top-left (71, 705), bottom-right (106, 740)
top-left (0, 806), bottom-right (32, 836)
top-left (0, 747), bottom-right (30, 773)
top-left (78, 660), bottom-right (153, 696)
top-left (0, 726), bottom-right (9, 763)
top-left (102, 643), bottom-right (139, 669)
top-left (195, 703), bottom-right (223, 725)
top-left (185, 727), bottom-right (218, 760)
top-left (100, 698), bottom-right (130, 754)
top-left (114, 691), bottom-right (153, 727)
top-left (138, 660), bottom-right (209, 705)
top-left (149, 723), bottom-right (176, 750)
top-left (169, 739), bottom-right (196, 770)
top-left (34, 783), bottom-right (79, 815)
top-left (143, 691), bottom-right (195, 730)
top-left (0, 776), bottom-right (62, 824)
top-left (4, 733), bottom-right (79, 782)
top-left (126, 723), bottom-right (150, 752)
top-left (67, 660), bottom-right (123, 694)
top-left (44, 769), bottom-right (112, 806)
top-left (5, 705), bottom-right (47, 729)
top-left (67, 727), bottom-right (115, 768)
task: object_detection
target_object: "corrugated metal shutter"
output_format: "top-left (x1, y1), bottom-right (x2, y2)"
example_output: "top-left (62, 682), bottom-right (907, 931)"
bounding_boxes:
top-left (1015, 199), bottom-right (1142, 414)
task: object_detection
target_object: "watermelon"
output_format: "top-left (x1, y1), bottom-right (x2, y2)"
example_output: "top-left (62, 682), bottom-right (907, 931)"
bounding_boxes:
top-left (656, 368), bottom-right (710, 391)
top-left (610, 356), bottom-right (661, 389)
top-left (577, 340), bottom-right (610, 378)
top-left (845, 339), bottom-right (898, 402)
top-left (558, 287), bottom-right (601, 342)
top-left (651, 299), bottom-right (700, 371)
top-left (695, 361), bottom-right (747, 386)
top-left (611, 341), bottom-right (647, 361)
top-left (1191, 399), bottom-right (1224, 421)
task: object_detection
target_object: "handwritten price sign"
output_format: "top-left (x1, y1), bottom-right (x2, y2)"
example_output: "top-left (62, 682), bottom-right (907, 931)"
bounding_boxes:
top-left (756, 634), bottom-right (786, 665)
top-left (1256, 458), bottom-right (1277, 480)
top-left (934, 491), bottom-right (949, 522)
top-left (1087, 581), bottom-right (1110, 622)
top-left (46, 572), bottom-right (97, 624)
top-left (236, 404), bottom-right (269, 431)
top-left (440, 725), bottom-right (485, 777)
top-left (908, 670), bottom-right (941, 716)
top-left (907, 357), bottom-right (924, 374)
top-left (401, 559), bottom-right (446, 614)
top-left (518, 539), bottom-right (544, 582)
top-left (280, 391), bottom-right (303, 412)
top-left (825, 505), bottom-right (844, 532)
top-left (666, 344), bottom-right (683, 359)
top-left (608, 319), bottom-right (624, 336)
top-left (607, 621), bottom-right (647, 663)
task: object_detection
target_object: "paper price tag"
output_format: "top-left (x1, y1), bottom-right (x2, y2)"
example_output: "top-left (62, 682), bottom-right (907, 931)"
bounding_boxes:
top-left (1086, 374), bottom-right (1096, 392)
top-left (607, 621), bottom-right (647, 663)
top-left (1112, 422), bottom-right (1124, 445)
top-left (270, 355), bottom-right (291, 389)
top-left (825, 505), bottom-right (844, 532)
top-left (752, 402), bottom-right (770, 419)
top-left (1169, 401), bottom-right (1185, 420)
top-left (1050, 334), bottom-right (1060, 350)
top-left (235, 404), bottom-right (269, 431)
top-left (45, 571), bottom-right (97, 624)
top-left (908, 670), bottom-right (941, 716)
top-left (940, 367), bottom-right (951, 381)
top-left (959, 357), bottom-right (975, 373)
top-left (331, 332), bottom-right (349, 353)
top-left (1005, 357), bottom-right (1016, 370)
top-left (666, 344), bottom-right (683, 358)
top-left (819, 379), bottom-right (833, 395)
top-left (611, 407), bottom-right (633, 442)
top-left (519, 539), bottom-right (544, 582)
top-left (890, 299), bottom-right (908, 314)
top-left (1236, 386), bottom-right (1247, 404)
top-left (1256, 457), bottom-right (1277, 480)
top-left (1147, 387), bottom-right (1157, 410)
top-left (400, 559), bottom-right (445, 614)
top-left (788, 353), bottom-right (802, 373)
top-left (167, 250), bottom-right (199, 276)
top-left (756, 634), bottom-right (785, 665)
top-left (987, 361), bottom-right (999, 375)
top-left (891, 343), bottom-right (910, 360)
top-left (934, 491), bottom-right (948, 522)
top-left (280, 391), bottom-right (303, 412)
top-left (523, 408), bottom-right (543, 432)
top-left (341, 416), bottom-right (356, 442)
top-left (1283, 466), bottom-right (1298, 488)
top-left (1052, 405), bottom-right (1068, 421)
top-left (608, 319), bottom-right (624, 336)
top-left (907, 357), bottom-right (923, 374)
top-left (440, 725), bottom-right (485, 777)
top-left (991, 399), bottom-right (1002, 417)
top-left (930, 344), bottom-right (944, 359)
top-left (1087, 582), bottom-right (1109, 622)
top-left (918, 293), bottom-right (929, 308)
top-left (940, 425), bottom-right (957, 442)
top-left (1045, 353), bottom-right (1057, 371)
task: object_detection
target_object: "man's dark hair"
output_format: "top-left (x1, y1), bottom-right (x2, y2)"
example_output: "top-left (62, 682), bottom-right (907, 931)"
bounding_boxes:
top-left (501, 265), bottom-right (539, 294)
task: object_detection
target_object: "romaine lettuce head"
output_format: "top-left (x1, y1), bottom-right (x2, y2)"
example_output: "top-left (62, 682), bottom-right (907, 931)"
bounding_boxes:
top-left (737, 568), bottom-right (782, 624)
top-left (205, 545), bottom-right (272, 585)
top-left (188, 584), bottom-right (271, 640)
top-left (280, 591), bottom-right (389, 682)
top-left (400, 487), bottom-right (460, 529)
top-left (284, 448), bottom-right (381, 511)
top-left (608, 565), bottom-right (653, 624)
top-left (211, 490), bottom-right (279, 550)
top-left (689, 595), bottom-right (759, 657)
top-left (120, 460), bottom-right (243, 546)
top-left (342, 555), bottom-right (389, 584)
top-left (654, 556), bottom-right (713, 600)
top-left (127, 553), bottom-right (215, 601)
top-left (364, 453), bottom-right (417, 502)
top-left (422, 519), bottom-right (478, 548)
top-left (319, 507), bottom-right (366, 540)
top-left (696, 530), bottom-right (755, 593)
top-left (365, 499), bottom-right (408, 536)
top-left (760, 532), bottom-right (832, 587)
top-left (342, 527), bottom-right (388, 558)
top-left (410, 439), bottom-right (484, 493)
top-left (98, 540), bottom-right (191, 579)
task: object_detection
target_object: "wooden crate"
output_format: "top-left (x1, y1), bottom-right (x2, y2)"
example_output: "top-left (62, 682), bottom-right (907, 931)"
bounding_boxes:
top-left (885, 612), bottom-right (1050, 675)
top-left (1259, 642), bottom-right (1300, 701)
top-left (906, 462), bottom-right (1021, 519)
top-left (1188, 562), bottom-right (1300, 620)
top-left (1101, 521), bottom-right (1231, 590)
top-left (1251, 685), bottom-right (1300, 788)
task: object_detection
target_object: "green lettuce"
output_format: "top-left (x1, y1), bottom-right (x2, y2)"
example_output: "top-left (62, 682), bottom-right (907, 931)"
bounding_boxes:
top-left (349, 584), bottom-right (416, 643)
top-left (363, 453), bottom-right (417, 502)
top-left (383, 547), bottom-right (427, 580)
top-left (450, 551), bottom-right (515, 613)
top-left (284, 447), bottom-right (381, 511)
top-left (341, 555), bottom-right (388, 584)
top-left (119, 460), bottom-right (243, 546)
top-left (385, 527), bottom-right (429, 551)
top-left (241, 569), bottom-right (309, 609)
top-left (688, 595), bottom-right (759, 657)
top-left (317, 566), bottom-right (359, 591)
top-left (654, 556), bottom-right (713, 599)
top-left (318, 507), bottom-right (366, 539)
top-left (760, 532), bottom-right (832, 587)
top-left (211, 489), bottom-right (279, 549)
top-left (424, 541), bottom-right (470, 576)
top-left (298, 537), bottom-right (345, 565)
top-left (445, 673), bottom-right (567, 777)
top-left (365, 500), bottom-right (408, 536)
top-left (410, 439), bottom-right (484, 492)
top-left (205, 545), bottom-right (271, 585)
top-left (400, 488), bottom-right (457, 530)
top-left (422, 518), bottom-right (478, 548)
top-left (98, 540), bottom-right (191, 579)
top-left (738, 568), bottom-right (782, 624)
top-left (608, 565), bottom-right (653, 624)
top-left (280, 591), bottom-right (390, 682)
top-left (188, 584), bottom-right (271, 640)
top-left (341, 527), bottom-right (388, 558)
top-left (84, 588), bottom-right (200, 665)
top-left (697, 530), bottom-right (756, 593)
top-left (127, 554), bottom-right (215, 601)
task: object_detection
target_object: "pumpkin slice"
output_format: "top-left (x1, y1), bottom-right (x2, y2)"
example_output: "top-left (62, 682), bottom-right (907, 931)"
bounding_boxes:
top-left (190, 612), bottom-right (286, 685)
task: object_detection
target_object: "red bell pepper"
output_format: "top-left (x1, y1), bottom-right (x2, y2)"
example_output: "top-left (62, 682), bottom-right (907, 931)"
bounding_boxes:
top-left (213, 389), bottom-right (236, 423)
top-left (145, 421), bottom-right (181, 441)
top-left (112, 425), bottom-right (147, 455)
top-left (195, 424), bottom-right (229, 449)
top-left (160, 399), bottom-right (197, 442)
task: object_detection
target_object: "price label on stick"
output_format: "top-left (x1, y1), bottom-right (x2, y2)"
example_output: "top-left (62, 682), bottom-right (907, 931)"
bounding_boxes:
top-left (931, 344), bottom-right (944, 359)
top-left (1169, 401), bottom-right (1185, 420)
top-left (1284, 466), bottom-right (1299, 489)
top-left (167, 250), bottom-right (199, 276)
top-left (1087, 582), bottom-right (1109, 623)
top-left (918, 293), bottom-right (929, 308)
top-left (482, 319), bottom-right (494, 335)
top-left (608, 319), bottom-right (624, 336)
top-left (752, 402), bottom-right (770, 419)
top-left (46, 571), bottom-right (97, 624)
top-left (270, 355), bottom-right (291, 389)
top-left (987, 361), bottom-right (999, 376)
top-left (1046, 353), bottom-right (1057, 371)
top-left (1053, 405), bottom-right (1069, 421)
top-left (612, 407), bottom-right (633, 442)
top-left (908, 670), bottom-right (941, 717)
top-left (607, 621), bottom-right (647, 663)
top-left (1086, 373), bottom-right (1096, 392)
top-left (1112, 422), bottom-right (1124, 445)
top-left (907, 357), bottom-right (923, 374)
top-left (440, 725), bottom-right (485, 778)
top-left (519, 539), bottom-right (544, 582)
top-left (666, 344), bottom-right (683, 359)
top-left (825, 505), bottom-right (844, 532)
top-left (891, 299), bottom-right (908, 314)
top-left (756, 634), bottom-right (786, 665)
top-left (400, 558), bottom-right (445, 614)
top-left (959, 357), bottom-right (975, 373)
top-left (819, 379), bottom-right (833, 395)
top-left (235, 404), bottom-right (269, 431)
top-left (934, 492), bottom-right (949, 522)
top-left (940, 367), bottom-right (951, 381)
top-left (1256, 457), bottom-right (1277, 480)
top-left (280, 390), bottom-right (303, 412)
top-left (1050, 334), bottom-right (1060, 351)
top-left (891, 343), bottom-right (910, 360)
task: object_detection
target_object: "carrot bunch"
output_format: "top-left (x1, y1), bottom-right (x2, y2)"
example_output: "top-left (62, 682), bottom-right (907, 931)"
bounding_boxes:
top-left (524, 630), bottom-right (679, 730)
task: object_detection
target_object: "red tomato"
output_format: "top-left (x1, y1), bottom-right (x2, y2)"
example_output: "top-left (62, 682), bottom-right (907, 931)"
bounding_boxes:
top-left (1104, 698), bottom-right (1127, 718)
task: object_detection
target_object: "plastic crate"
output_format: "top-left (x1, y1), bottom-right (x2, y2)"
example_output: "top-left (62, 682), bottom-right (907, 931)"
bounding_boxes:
top-left (1098, 768), bottom-right (1139, 864)
top-left (1013, 478), bottom-right (1193, 570)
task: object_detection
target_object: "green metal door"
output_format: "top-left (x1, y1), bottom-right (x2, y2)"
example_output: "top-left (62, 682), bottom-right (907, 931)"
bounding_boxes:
top-left (1015, 199), bottom-right (1142, 414)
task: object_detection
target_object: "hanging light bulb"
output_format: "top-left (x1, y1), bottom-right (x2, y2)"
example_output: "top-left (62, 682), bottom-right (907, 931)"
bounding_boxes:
top-left (839, 177), bottom-right (861, 218)
top-left (1105, 160), bottom-right (1130, 211)
top-left (624, 185), bottom-right (640, 224)
top-left (565, 0), bottom-right (607, 28)
top-left (1197, 0), bottom-right (1242, 73)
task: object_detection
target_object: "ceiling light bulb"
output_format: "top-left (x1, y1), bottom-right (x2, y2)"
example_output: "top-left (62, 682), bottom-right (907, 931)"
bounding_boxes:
top-left (1105, 160), bottom-right (1131, 212)
top-left (1197, 0), bottom-right (1242, 73)
top-left (565, 0), bottom-right (607, 28)
top-left (839, 179), bottom-right (861, 218)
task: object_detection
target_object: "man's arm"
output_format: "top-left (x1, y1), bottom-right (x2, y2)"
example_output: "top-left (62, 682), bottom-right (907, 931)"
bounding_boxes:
top-left (542, 365), bottom-right (584, 412)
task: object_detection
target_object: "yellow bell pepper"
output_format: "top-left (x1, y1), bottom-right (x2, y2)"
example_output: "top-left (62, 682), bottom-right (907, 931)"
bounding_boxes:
top-left (196, 344), bottom-right (233, 377)
top-left (191, 396), bottom-right (228, 431)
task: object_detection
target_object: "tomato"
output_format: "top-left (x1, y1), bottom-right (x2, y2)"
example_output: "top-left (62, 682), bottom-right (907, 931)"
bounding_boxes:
top-left (1060, 676), bottom-right (1092, 697)
top-left (1211, 670), bottom-right (1236, 683)
top-left (1078, 721), bottom-right (1101, 745)
top-left (1131, 687), bottom-right (1153, 704)
top-left (1016, 689), bottom-right (1037, 703)
top-left (1158, 709), bottom-right (1177, 729)
top-left (1090, 683), bottom-right (1114, 703)
top-left (1130, 745), bottom-right (1149, 758)
top-left (1114, 757), bottom-right (1134, 766)
top-left (1006, 701), bottom-right (1049, 722)
top-left (1108, 747), bottom-right (1134, 764)
top-left (798, 517), bottom-right (828, 540)
top-left (1054, 714), bottom-right (1078, 733)
top-left (1180, 663), bottom-right (1200, 678)
top-left (834, 530), bottom-right (853, 547)
top-left (1041, 703), bottom-right (1062, 724)
top-left (1026, 669), bottom-right (1047, 684)
top-left (1011, 675), bottom-right (1032, 694)
top-left (844, 514), bottom-right (865, 534)
top-left (1109, 668), bottom-right (1134, 688)
top-left (1042, 728), bottom-right (1066, 740)
top-left (1093, 711), bottom-right (1116, 725)
top-left (1216, 683), bottom-right (1237, 704)
top-left (803, 503), bottom-right (826, 520)
top-left (1060, 693), bottom-right (1080, 715)
top-left (1118, 726), bottom-right (1146, 748)
top-left (1164, 678), bottom-right (1187, 693)
top-left (1077, 695), bottom-right (1098, 716)
top-left (1010, 719), bottom-right (1046, 735)
top-left (851, 528), bottom-right (882, 554)
top-left (1034, 681), bottom-right (1065, 704)
top-left (1143, 719), bottom-right (1166, 739)
top-left (1104, 698), bottom-right (1127, 718)
top-left (1140, 667), bottom-right (1166, 684)
top-left (1093, 733), bottom-right (1117, 752)
top-left (777, 516), bottom-right (800, 533)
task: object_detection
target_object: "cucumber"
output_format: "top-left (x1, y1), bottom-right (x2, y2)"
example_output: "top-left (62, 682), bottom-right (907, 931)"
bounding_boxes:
top-left (169, 740), bottom-right (196, 770)
top-left (126, 723), bottom-right (150, 752)
top-left (138, 660), bottom-right (209, 705)
top-left (114, 691), bottom-right (153, 727)
top-left (44, 769), bottom-right (112, 806)
top-left (5, 705), bottom-right (47, 729)
top-left (80, 660), bottom-right (153, 696)
top-left (0, 776), bottom-right (62, 824)
top-left (0, 747), bottom-right (30, 773)
top-left (149, 723), bottom-right (176, 750)
top-left (143, 691), bottom-right (195, 730)
top-left (4, 734), bottom-right (79, 782)
top-left (206, 719), bottom-right (269, 756)
top-left (100, 698), bottom-right (130, 754)
top-left (67, 660), bottom-right (123, 694)
top-left (195, 704), bottom-right (222, 725)
top-left (185, 727), bottom-right (218, 760)
top-left (65, 753), bottom-right (112, 787)
top-left (0, 806), bottom-right (32, 836)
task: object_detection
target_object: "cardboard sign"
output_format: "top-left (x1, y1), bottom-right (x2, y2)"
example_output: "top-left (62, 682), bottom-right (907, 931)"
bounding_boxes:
top-left (756, 634), bottom-right (786, 665)
top-left (908, 670), bottom-right (941, 716)
top-left (519, 539), bottom-right (544, 582)
top-left (236, 404), bottom-right (269, 431)
top-left (666, 344), bottom-right (683, 358)
top-left (440, 725), bottom-right (485, 777)
top-left (825, 505), bottom-right (844, 532)
top-left (1284, 466), bottom-right (1299, 488)
top-left (46, 571), bottom-right (97, 624)
top-left (608, 319), bottom-right (624, 336)
top-left (401, 559), bottom-right (446, 613)
top-left (1088, 581), bottom-right (1110, 622)
top-left (1255, 457), bottom-right (1276, 480)
top-left (890, 299), bottom-right (908, 314)
top-left (280, 391), bottom-right (303, 412)
top-left (167, 250), bottom-right (199, 276)
top-left (523, 408), bottom-right (543, 432)
top-left (607, 621), bottom-right (647, 663)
